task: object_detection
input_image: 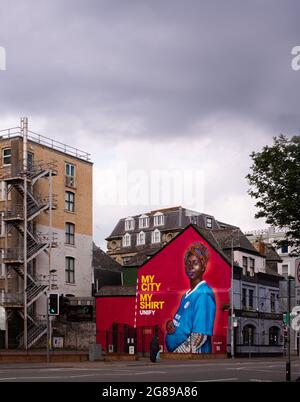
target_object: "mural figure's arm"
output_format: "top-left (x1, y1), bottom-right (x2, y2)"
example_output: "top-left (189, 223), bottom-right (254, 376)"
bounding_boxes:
top-left (166, 319), bottom-right (176, 334)
top-left (173, 333), bottom-right (207, 353)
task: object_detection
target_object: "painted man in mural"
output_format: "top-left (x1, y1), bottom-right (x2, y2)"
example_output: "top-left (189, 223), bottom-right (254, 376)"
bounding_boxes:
top-left (165, 242), bottom-right (216, 353)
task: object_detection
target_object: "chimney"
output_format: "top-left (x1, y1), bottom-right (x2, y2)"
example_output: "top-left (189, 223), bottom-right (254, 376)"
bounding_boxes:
top-left (253, 241), bottom-right (265, 256)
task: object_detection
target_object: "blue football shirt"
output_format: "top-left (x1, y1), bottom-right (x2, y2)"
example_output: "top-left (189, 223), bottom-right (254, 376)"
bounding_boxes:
top-left (166, 281), bottom-right (216, 353)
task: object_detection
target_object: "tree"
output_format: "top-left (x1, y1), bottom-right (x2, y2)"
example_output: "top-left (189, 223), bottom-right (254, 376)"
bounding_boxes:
top-left (247, 135), bottom-right (300, 256)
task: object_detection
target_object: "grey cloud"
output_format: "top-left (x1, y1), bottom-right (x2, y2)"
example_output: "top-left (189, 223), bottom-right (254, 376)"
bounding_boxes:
top-left (1, 0), bottom-right (300, 141)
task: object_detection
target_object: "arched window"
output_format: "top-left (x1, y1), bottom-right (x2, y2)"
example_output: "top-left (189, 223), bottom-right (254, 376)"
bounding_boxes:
top-left (137, 231), bottom-right (145, 245)
top-left (139, 215), bottom-right (149, 229)
top-left (243, 324), bottom-right (256, 345)
top-left (152, 229), bottom-right (161, 244)
top-left (125, 217), bottom-right (135, 231)
top-left (153, 212), bottom-right (164, 226)
top-left (269, 326), bottom-right (280, 345)
top-left (122, 233), bottom-right (131, 247)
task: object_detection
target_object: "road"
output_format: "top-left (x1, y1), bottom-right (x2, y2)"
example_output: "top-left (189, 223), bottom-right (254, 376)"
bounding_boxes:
top-left (0, 357), bottom-right (299, 382)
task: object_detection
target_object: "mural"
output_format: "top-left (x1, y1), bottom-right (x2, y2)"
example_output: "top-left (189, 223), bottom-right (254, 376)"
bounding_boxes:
top-left (96, 225), bottom-right (231, 354)
top-left (135, 225), bottom-right (231, 354)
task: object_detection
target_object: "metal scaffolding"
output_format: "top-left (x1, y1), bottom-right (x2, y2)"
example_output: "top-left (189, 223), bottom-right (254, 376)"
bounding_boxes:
top-left (0, 117), bottom-right (59, 349)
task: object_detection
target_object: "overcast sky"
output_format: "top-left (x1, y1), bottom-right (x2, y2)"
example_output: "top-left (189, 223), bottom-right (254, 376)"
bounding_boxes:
top-left (0, 0), bottom-right (300, 249)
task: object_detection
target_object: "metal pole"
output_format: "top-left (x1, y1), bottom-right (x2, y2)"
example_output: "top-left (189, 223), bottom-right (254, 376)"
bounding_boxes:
top-left (231, 236), bottom-right (235, 359)
top-left (46, 296), bottom-right (50, 363)
top-left (21, 117), bottom-right (28, 350)
top-left (48, 170), bottom-right (53, 353)
top-left (286, 276), bottom-right (291, 381)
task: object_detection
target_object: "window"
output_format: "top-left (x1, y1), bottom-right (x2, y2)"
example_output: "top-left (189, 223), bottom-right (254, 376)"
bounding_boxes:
top-left (269, 326), bottom-right (280, 345)
top-left (206, 217), bottom-right (213, 229)
top-left (65, 191), bottom-right (75, 212)
top-left (122, 233), bottom-right (131, 247)
top-left (137, 231), bottom-right (145, 245)
top-left (123, 256), bottom-right (131, 265)
top-left (65, 257), bottom-right (75, 284)
top-left (191, 215), bottom-right (198, 225)
top-left (0, 212), bottom-right (4, 236)
top-left (27, 152), bottom-right (34, 171)
top-left (242, 288), bottom-right (247, 308)
top-left (281, 264), bottom-right (289, 277)
top-left (65, 222), bottom-right (75, 245)
top-left (248, 289), bottom-right (254, 309)
top-left (270, 293), bottom-right (276, 312)
top-left (139, 215), bottom-right (149, 229)
top-left (65, 163), bottom-right (75, 187)
top-left (152, 229), bottom-right (161, 244)
top-left (249, 258), bottom-right (255, 277)
top-left (281, 244), bottom-right (289, 254)
top-left (2, 148), bottom-right (11, 165)
top-left (242, 256), bottom-right (248, 275)
top-left (243, 325), bottom-right (256, 345)
top-left (153, 213), bottom-right (164, 226)
top-left (125, 218), bottom-right (135, 231)
top-left (0, 182), bottom-right (11, 201)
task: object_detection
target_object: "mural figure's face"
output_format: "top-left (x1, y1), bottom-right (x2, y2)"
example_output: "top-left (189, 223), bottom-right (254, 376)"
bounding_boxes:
top-left (185, 255), bottom-right (203, 281)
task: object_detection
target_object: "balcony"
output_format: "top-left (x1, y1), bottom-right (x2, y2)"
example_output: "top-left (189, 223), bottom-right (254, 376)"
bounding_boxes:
top-left (0, 290), bottom-right (23, 307)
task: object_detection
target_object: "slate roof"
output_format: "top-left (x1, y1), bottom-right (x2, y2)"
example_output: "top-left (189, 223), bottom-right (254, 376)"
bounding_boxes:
top-left (211, 228), bottom-right (262, 256)
top-left (95, 286), bottom-right (136, 296)
top-left (106, 206), bottom-right (223, 239)
top-left (93, 243), bottom-right (122, 272)
top-left (261, 243), bottom-right (282, 262)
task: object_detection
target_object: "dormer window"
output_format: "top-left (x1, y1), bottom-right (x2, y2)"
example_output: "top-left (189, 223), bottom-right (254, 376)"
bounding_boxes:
top-left (153, 212), bottom-right (164, 227)
top-left (206, 217), bottom-right (213, 229)
top-left (191, 215), bottom-right (198, 225)
top-left (125, 217), bottom-right (135, 231)
top-left (139, 215), bottom-right (149, 229)
top-left (122, 233), bottom-right (131, 247)
top-left (152, 229), bottom-right (161, 244)
top-left (137, 231), bottom-right (145, 245)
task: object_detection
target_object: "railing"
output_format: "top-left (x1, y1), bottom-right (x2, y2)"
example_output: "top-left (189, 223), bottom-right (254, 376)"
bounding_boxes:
top-left (0, 159), bottom-right (58, 180)
top-left (0, 247), bottom-right (24, 261)
top-left (0, 126), bottom-right (91, 161)
top-left (3, 205), bottom-right (24, 220)
top-left (0, 290), bottom-right (23, 305)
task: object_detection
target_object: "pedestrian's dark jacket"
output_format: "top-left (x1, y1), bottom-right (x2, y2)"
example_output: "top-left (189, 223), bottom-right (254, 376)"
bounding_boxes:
top-left (150, 336), bottom-right (159, 362)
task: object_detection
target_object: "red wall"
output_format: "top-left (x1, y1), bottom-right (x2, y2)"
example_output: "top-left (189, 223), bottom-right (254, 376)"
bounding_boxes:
top-left (96, 297), bottom-right (135, 349)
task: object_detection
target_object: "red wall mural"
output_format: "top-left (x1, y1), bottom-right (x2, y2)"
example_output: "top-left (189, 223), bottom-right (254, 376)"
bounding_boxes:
top-left (96, 225), bottom-right (231, 354)
top-left (135, 226), bottom-right (231, 353)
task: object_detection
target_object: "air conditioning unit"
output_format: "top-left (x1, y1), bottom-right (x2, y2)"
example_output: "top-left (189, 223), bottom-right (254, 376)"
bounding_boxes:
top-left (65, 176), bottom-right (75, 188)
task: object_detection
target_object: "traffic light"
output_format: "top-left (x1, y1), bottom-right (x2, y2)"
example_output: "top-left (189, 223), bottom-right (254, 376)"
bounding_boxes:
top-left (283, 312), bottom-right (290, 326)
top-left (49, 293), bottom-right (59, 315)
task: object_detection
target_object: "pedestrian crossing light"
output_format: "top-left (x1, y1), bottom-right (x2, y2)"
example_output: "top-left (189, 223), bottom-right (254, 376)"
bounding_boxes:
top-left (49, 293), bottom-right (59, 316)
top-left (283, 312), bottom-right (290, 326)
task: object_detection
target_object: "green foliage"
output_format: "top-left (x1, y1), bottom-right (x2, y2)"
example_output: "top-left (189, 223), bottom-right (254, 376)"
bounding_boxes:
top-left (246, 135), bottom-right (300, 256)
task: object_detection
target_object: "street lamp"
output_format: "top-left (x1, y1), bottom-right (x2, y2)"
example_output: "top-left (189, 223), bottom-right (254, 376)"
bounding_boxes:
top-left (230, 228), bottom-right (240, 359)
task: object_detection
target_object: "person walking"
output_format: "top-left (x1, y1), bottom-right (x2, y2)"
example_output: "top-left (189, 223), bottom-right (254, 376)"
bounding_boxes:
top-left (150, 335), bottom-right (160, 362)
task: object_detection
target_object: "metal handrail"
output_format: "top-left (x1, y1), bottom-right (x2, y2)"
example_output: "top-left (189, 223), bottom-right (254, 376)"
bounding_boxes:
top-left (0, 126), bottom-right (91, 161)
top-left (0, 290), bottom-right (23, 305)
top-left (0, 159), bottom-right (58, 179)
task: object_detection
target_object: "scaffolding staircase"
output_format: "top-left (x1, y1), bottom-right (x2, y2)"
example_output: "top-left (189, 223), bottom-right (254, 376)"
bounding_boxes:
top-left (0, 158), bottom-right (58, 349)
